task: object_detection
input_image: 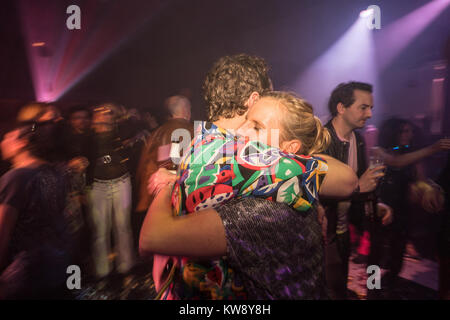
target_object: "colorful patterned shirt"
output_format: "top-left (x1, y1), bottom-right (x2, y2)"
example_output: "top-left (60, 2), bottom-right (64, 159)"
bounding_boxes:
top-left (168, 121), bottom-right (328, 299)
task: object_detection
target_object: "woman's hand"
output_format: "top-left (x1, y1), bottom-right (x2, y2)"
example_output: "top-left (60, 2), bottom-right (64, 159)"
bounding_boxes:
top-left (147, 168), bottom-right (177, 196)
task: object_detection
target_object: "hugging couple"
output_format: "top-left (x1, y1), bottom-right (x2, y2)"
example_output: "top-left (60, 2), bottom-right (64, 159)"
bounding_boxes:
top-left (139, 54), bottom-right (358, 300)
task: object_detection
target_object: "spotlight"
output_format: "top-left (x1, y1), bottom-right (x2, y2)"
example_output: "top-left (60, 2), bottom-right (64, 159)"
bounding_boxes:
top-left (360, 8), bottom-right (374, 18)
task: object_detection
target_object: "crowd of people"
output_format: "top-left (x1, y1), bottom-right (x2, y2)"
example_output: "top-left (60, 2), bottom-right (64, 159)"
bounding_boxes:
top-left (0, 54), bottom-right (449, 300)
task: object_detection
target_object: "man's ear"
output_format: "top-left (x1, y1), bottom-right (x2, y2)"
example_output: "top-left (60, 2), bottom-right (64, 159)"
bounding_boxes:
top-left (244, 91), bottom-right (260, 108)
top-left (336, 102), bottom-right (346, 115)
top-left (281, 139), bottom-right (302, 154)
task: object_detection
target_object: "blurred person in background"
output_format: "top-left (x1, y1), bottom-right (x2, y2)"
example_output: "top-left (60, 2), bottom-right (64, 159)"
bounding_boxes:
top-left (142, 111), bottom-right (159, 132)
top-left (118, 107), bottom-right (152, 195)
top-left (134, 95), bottom-right (193, 252)
top-left (115, 106), bottom-right (153, 218)
top-left (19, 103), bottom-right (98, 264)
top-left (17, 103), bottom-right (66, 163)
top-left (63, 105), bottom-right (93, 270)
top-left (368, 118), bottom-right (449, 298)
top-left (0, 118), bottom-right (72, 299)
top-left (86, 104), bottom-right (135, 287)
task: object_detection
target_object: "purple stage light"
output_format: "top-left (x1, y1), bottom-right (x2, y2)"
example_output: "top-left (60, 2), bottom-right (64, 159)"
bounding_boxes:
top-left (293, 17), bottom-right (381, 123)
top-left (293, 0), bottom-right (449, 123)
top-left (359, 8), bottom-right (374, 18)
top-left (375, 0), bottom-right (450, 70)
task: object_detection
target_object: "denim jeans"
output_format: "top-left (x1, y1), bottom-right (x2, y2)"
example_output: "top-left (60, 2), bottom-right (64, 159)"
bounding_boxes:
top-left (87, 174), bottom-right (135, 278)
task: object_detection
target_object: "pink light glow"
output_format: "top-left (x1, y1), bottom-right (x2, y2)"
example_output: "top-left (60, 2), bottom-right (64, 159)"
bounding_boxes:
top-left (359, 8), bottom-right (374, 18)
top-left (293, 18), bottom-right (379, 121)
top-left (374, 0), bottom-right (450, 70)
top-left (18, 0), bottom-right (165, 102)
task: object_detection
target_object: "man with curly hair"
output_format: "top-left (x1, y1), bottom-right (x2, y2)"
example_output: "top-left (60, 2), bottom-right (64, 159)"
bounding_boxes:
top-left (203, 53), bottom-right (272, 128)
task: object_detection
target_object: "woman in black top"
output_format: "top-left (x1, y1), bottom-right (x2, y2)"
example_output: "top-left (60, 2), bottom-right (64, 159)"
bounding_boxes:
top-left (0, 121), bottom-right (72, 299)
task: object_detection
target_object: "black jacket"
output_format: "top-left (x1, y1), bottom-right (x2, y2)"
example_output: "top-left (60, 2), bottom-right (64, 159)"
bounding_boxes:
top-left (324, 121), bottom-right (367, 178)
top-left (322, 120), bottom-right (377, 234)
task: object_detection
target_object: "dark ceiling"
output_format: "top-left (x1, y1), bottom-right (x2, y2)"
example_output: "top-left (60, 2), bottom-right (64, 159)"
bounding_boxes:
top-left (0, 0), bottom-right (449, 123)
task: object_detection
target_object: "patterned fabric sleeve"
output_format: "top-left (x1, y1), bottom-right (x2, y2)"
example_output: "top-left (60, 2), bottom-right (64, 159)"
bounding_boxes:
top-left (232, 139), bottom-right (328, 212)
top-left (173, 130), bottom-right (328, 215)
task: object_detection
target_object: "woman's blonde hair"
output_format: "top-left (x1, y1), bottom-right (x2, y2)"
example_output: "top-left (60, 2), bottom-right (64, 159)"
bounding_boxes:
top-left (262, 91), bottom-right (330, 155)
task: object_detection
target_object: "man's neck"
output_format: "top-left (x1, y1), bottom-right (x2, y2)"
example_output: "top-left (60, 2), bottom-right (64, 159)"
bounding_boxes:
top-left (331, 117), bottom-right (354, 141)
top-left (213, 115), bottom-right (246, 132)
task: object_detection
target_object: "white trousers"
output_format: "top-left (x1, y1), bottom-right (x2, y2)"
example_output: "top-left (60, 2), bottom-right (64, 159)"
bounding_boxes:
top-left (87, 174), bottom-right (135, 278)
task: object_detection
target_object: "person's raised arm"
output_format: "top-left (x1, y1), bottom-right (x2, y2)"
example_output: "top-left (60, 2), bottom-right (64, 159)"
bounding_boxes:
top-left (375, 138), bottom-right (450, 168)
top-left (139, 183), bottom-right (227, 259)
top-left (314, 154), bottom-right (359, 198)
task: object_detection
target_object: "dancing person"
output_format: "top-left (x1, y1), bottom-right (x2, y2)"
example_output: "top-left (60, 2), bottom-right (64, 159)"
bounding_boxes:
top-left (16, 103), bottom-right (89, 264)
top-left (368, 118), bottom-right (448, 298)
top-left (63, 105), bottom-right (93, 269)
top-left (0, 120), bottom-right (72, 299)
top-left (140, 91), bottom-right (358, 299)
top-left (86, 104), bottom-right (135, 285)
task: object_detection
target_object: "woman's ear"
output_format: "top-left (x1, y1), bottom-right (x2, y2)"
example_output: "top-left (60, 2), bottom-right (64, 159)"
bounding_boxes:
top-left (281, 139), bottom-right (302, 154)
